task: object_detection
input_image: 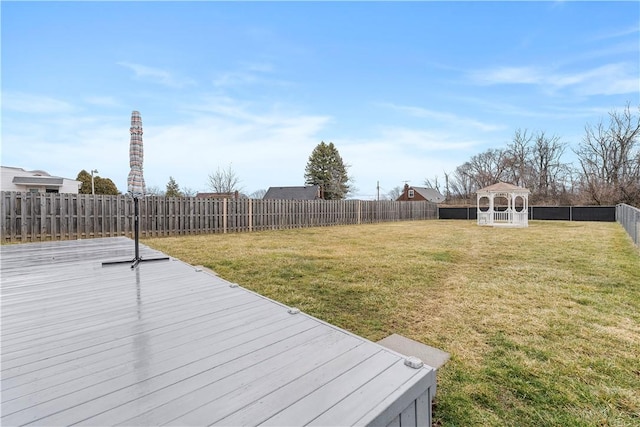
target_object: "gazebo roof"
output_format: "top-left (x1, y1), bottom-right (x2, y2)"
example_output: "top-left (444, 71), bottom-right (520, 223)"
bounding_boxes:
top-left (477, 182), bottom-right (530, 193)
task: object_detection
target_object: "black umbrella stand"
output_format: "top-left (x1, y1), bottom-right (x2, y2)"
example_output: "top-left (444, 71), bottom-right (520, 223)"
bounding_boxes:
top-left (102, 196), bottom-right (169, 269)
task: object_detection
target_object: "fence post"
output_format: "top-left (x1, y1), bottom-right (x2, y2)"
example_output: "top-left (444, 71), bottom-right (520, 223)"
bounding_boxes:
top-left (223, 198), bottom-right (228, 234)
top-left (20, 193), bottom-right (28, 242)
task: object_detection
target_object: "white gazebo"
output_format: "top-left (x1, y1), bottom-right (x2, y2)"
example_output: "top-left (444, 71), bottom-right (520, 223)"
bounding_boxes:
top-left (477, 182), bottom-right (529, 227)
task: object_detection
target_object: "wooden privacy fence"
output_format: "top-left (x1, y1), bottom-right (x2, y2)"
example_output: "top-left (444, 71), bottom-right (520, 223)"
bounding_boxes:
top-left (1, 192), bottom-right (437, 242)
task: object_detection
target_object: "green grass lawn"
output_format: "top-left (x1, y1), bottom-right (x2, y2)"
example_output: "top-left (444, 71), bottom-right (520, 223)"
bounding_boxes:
top-left (145, 220), bottom-right (640, 426)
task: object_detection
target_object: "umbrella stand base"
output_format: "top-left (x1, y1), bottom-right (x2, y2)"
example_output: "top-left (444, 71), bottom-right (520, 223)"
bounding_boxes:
top-left (102, 256), bottom-right (170, 269)
top-left (101, 196), bottom-right (170, 269)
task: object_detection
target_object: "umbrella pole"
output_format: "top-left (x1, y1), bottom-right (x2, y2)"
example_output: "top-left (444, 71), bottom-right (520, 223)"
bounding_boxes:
top-left (133, 196), bottom-right (141, 268)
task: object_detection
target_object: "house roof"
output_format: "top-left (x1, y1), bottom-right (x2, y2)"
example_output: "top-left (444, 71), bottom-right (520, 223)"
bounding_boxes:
top-left (13, 176), bottom-right (64, 186)
top-left (2, 166), bottom-right (53, 176)
top-left (263, 185), bottom-right (320, 200)
top-left (477, 182), bottom-right (530, 193)
top-left (411, 187), bottom-right (446, 203)
top-left (0, 237), bottom-right (436, 426)
top-left (2, 166), bottom-right (81, 190)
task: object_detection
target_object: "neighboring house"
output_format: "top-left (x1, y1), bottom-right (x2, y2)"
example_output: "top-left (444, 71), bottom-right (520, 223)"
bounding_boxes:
top-left (397, 184), bottom-right (445, 203)
top-left (263, 185), bottom-right (322, 200)
top-left (196, 191), bottom-right (240, 199)
top-left (1, 166), bottom-right (82, 194)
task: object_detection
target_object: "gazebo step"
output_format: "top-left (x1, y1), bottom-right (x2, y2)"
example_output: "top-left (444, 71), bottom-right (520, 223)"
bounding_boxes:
top-left (377, 333), bottom-right (450, 370)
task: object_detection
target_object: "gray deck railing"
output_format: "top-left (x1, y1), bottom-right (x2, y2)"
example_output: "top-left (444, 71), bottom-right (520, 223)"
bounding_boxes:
top-left (616, 204), bottom-right (640, 248)
top-left (0, 192), bottom-right (437, 243)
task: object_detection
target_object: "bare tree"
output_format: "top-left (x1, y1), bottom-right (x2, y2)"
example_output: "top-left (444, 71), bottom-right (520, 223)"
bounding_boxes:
top-left (181, 187), bottom-right (196, 197)
top-left (575, 104), bottom-right (640, 205)
top-left (386, 186), bottom-right (403, 200)
top-left (443, 171), bottom-right (451, 202)
top-left (531, 131), bottom-right (569, 203)
top-left (448, 162), bottom-right (476, 204)
top-left (467, 148), bottom-right (509, 189)
top-left (249, 189), bottom-right (267, 199)
top-left (504, 128), bottom-right (533, 188)
top-left (423, 175), bottom-right (441, 192)
top-left (145, 185), bottom-right (163, 196)
top-left (207, 164), bottom-right (243, 193)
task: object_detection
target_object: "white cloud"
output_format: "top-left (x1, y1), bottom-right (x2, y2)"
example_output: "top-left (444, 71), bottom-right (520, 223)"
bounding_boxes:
top-left (2, 118), bottom-right (129, 187)
top-left (563, 64), bottom-right (639, 96)
top-left (213, 72), bottom-right (260, 87)
top-left (84, 96), bottom-right (122, 108)
top-left (460, 97), bottom-right (614, 120)
top-left (381, 103), bottom-right (505, 132)
top-left (338, 131), bottom-right (478, 198)
top-left (117, 62), bottom-right (196, 88)
top-left (133, 99), bottom-right (332, 192)
top-left (138, 99), bottom-right (488, 196)
top-left (242, 62), bottom-right (275, 73)
top-left (472, 62), bottom-right (639, 97)
top-left (474, 66), bottom-right (543, 85)
top-left (590, 23), bottom-right (640, 41)
top-left (2, 92), bottom-right (76, 114)
top-left (211, 62), bottom-right (291, 88)
top-left (376, 127), bottom-right (480, 152)
top-left (1, 94), bottom-right (335, 194)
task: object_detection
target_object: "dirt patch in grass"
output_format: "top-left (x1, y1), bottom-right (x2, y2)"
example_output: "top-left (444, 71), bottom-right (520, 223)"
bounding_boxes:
top-left (145, 220), bottom-right (640, 426)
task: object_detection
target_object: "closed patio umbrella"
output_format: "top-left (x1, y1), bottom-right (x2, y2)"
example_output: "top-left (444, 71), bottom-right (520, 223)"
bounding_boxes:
top-left (127, 111), bottom-right (146, 197)
top-left (102, 110), bottom-right (167, 268)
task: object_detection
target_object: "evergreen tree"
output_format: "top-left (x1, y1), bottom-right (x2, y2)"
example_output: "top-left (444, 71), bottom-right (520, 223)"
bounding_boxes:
top-left (304, 141), bottom-right (351, 200)
top-left (94, 177), bottom-right (119, 195)
top-left (76, 170), bottom-right (119, 195)
top-left (165, 176), bottom-right (182, 197)
top-left (77, 170), bottom-right (92, 194)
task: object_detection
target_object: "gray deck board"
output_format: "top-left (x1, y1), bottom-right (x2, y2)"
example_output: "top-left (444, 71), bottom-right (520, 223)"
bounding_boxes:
top-left (1, 237), bottom-right (435, 426)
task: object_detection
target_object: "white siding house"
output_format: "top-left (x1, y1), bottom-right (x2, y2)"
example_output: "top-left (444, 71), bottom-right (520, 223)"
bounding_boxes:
top-left (1, 166), bottom-right (82, 194)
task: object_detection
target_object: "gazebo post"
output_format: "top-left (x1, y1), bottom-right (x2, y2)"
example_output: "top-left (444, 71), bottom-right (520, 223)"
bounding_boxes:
top-left (489, 194), bottom-right (494, 225)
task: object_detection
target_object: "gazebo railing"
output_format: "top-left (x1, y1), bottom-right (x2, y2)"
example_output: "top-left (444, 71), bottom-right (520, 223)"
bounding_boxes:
top-left (494, 210), bottom-right (511, 222)
top-left (478, 209), bottom-right (527, 227)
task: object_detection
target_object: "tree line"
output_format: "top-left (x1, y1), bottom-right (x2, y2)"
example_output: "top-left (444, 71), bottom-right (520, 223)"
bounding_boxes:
top-left (432, 104), bottom-right (640, 206)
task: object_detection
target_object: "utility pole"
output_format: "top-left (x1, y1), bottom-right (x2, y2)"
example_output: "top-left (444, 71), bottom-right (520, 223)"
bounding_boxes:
top-left (91, 169), bottom-right (99, 195)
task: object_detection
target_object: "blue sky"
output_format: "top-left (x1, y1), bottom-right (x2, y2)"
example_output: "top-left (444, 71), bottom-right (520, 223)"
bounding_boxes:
top-left (2, 1), bottom-right (639, 198)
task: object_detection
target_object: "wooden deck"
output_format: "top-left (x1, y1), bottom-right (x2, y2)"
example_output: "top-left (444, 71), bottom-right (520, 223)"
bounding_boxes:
top-left (1, 237), bottom-right (436, 426)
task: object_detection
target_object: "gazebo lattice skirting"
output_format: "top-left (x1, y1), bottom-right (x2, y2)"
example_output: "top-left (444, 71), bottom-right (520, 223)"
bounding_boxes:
top-left (477, 182), bottom-right (529, 227)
